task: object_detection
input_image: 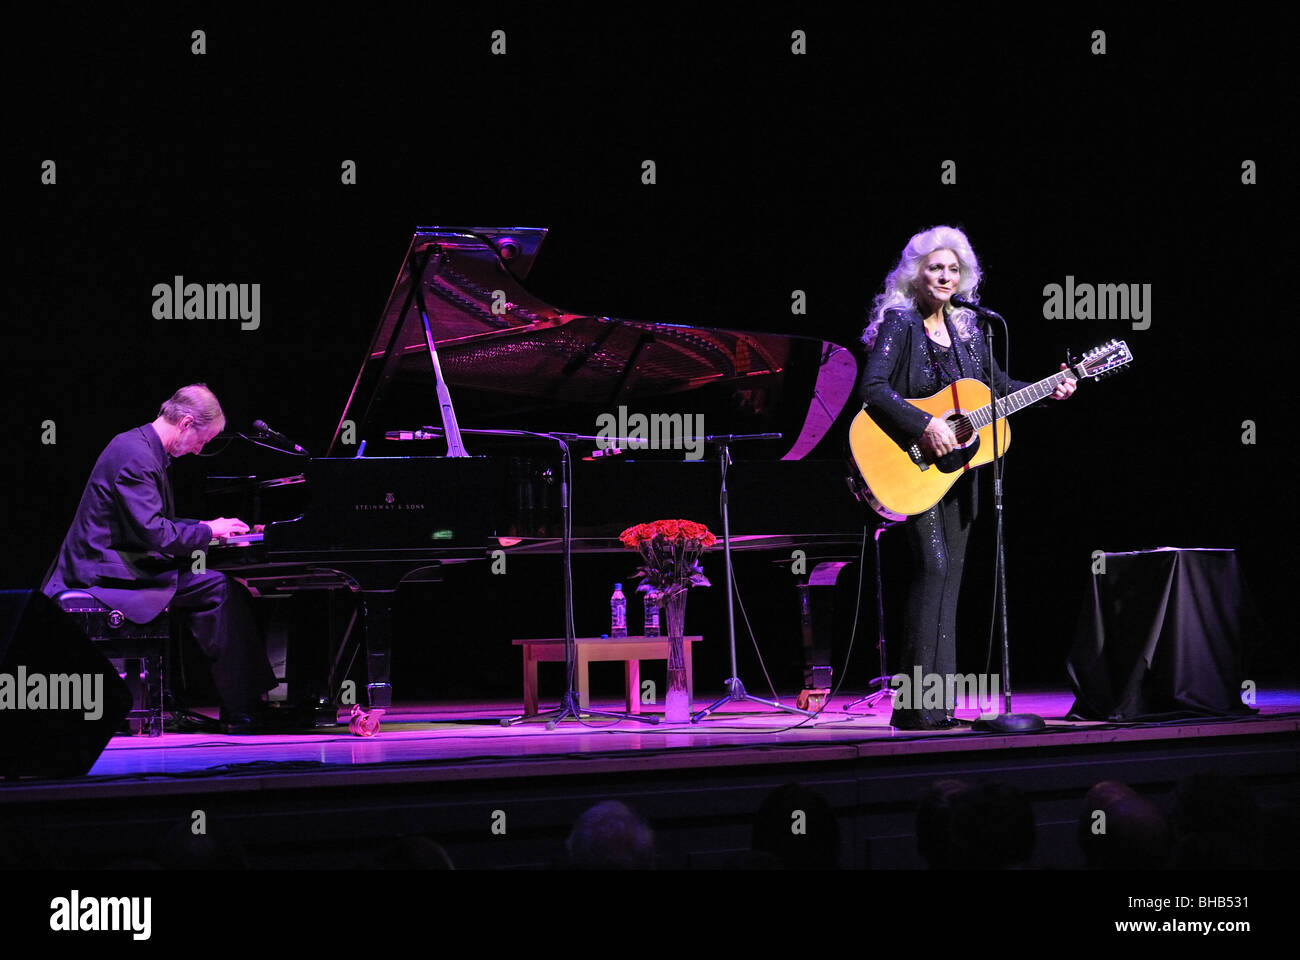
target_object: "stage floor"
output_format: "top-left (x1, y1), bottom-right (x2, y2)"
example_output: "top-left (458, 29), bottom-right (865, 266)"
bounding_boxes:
top-left (24, 686), bottom-right (1300, 791)
top-left (4, 685), bottom-right (1297, 871)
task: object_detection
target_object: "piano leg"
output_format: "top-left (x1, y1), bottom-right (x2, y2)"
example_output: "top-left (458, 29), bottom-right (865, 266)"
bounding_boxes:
top-left (361, 591), bottom-right (394, 710)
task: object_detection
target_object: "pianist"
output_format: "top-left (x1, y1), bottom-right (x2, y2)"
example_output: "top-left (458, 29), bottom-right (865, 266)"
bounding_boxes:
top-left (41, 383), bottom-right (278, 733)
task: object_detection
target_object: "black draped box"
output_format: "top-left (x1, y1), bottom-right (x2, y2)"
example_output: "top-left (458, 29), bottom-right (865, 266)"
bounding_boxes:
top-left (1067, 548), bottom-right (1262, 721)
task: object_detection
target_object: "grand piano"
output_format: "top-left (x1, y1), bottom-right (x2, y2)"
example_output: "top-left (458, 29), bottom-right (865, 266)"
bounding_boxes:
top-left (208, 227), bottom-right (872, 715)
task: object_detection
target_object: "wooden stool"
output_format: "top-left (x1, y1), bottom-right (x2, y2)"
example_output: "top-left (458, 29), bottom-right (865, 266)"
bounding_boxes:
top-left (513, 636), bottom-right (701, 715)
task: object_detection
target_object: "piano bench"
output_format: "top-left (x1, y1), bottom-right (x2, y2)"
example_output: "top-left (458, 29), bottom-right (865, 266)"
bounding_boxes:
top-left (54, 591), bottom-right (170, 737)
top-left (512, 636), bottom-right (701, 716)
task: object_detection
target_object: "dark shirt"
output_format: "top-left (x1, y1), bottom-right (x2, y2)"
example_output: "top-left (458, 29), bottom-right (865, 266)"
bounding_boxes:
top-left (926, 339), bottom-right (964, 390)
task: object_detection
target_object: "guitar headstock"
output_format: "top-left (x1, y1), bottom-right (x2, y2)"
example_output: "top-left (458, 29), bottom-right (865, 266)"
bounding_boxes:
top-left (1071, 340), bottom-right (1133, 380)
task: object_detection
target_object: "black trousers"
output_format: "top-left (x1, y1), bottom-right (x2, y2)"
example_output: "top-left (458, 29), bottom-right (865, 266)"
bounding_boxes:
top-left (891, 477), bottom-right (973, 726)
top-left (170, 570), bottom-right (277, 715)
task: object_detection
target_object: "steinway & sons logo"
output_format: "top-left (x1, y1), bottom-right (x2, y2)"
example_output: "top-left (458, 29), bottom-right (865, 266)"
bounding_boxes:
top-left (354, 492), bottom-right (426, 511)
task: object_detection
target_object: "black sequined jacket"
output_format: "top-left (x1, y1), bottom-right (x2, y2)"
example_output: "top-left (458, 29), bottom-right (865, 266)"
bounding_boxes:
top-left (857, 305), bottom-right (1030, 452)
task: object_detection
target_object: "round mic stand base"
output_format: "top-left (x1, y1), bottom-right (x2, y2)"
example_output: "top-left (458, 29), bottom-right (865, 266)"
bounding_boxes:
top-left (970, 713), bottom-right (1045, 734)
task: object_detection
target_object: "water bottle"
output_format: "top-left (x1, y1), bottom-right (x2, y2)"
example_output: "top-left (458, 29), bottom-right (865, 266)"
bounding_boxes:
top-left (610, 583), bottom-right (628, 637)
top-left (643, 592), bottom-right (660, 637)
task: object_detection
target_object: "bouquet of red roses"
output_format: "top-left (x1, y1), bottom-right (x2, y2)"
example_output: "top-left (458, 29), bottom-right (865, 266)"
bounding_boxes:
top-left (620, 519), bottom-right (713, 722)
top-left (618, 518), bottom-right (715, 599)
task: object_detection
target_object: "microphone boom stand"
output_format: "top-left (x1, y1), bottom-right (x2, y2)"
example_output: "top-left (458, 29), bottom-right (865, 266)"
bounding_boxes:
top-left (492, 430), bottom-right (657, 728)
top-left (969, 312), bottom-right (1044, 734)
top-left (692, 435), bottom-right (815, 722)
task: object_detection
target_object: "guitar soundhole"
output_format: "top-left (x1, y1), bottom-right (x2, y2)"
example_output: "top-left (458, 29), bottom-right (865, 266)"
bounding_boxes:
top-left (948, 414), bottom-right (974, 444)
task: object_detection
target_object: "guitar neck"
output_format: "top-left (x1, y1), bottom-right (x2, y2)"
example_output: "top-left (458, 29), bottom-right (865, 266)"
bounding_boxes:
top-left (967, 370), bottom-right (1074, 430)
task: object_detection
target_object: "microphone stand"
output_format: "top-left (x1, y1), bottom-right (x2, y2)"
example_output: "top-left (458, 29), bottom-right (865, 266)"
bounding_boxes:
top-left (842, 519), bottom-right (901, 712)
top-left (969, 312), bottom-right (1044, 734)
top-left (693, 433), bottom-right (815, 722)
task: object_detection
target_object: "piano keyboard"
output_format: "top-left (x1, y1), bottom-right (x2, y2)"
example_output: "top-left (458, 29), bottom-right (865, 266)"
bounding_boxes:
top-left (210, 532), bottom-right (265, 547)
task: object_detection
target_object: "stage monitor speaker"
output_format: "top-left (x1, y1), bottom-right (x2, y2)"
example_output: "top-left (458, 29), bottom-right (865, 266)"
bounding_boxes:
top-left (0, 589), bottom-right (132, 779)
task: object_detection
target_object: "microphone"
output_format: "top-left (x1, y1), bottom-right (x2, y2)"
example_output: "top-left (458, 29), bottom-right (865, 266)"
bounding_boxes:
top-left (949, 294), bottom-right (1004, 320)
top-left (252, 419), bottom-right (309, 455)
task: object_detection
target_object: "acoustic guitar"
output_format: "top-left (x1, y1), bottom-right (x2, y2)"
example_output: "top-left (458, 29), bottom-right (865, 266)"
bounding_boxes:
top-left (849, 339), bottom-right (1133, 519)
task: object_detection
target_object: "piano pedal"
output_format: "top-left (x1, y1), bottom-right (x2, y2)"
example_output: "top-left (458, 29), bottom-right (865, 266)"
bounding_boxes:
top-left (796, 688), bottom-right (829, 712)
top-left (348, 704), bottom-right (384, 737)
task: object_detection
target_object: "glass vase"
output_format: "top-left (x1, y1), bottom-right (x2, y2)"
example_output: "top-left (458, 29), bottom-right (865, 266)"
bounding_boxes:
top-left (663, 589), bottom-right (690, 722)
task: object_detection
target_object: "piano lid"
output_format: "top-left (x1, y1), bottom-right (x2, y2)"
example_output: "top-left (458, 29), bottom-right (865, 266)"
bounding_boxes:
top-left (329, 227), bottom-right (859, 460)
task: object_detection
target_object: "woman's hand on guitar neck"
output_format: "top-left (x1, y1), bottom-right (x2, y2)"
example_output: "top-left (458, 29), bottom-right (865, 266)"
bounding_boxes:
top-left (919, 415), bottom-right (958, 458)
top-left (1052, 363), bottom-right (1078, 399)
